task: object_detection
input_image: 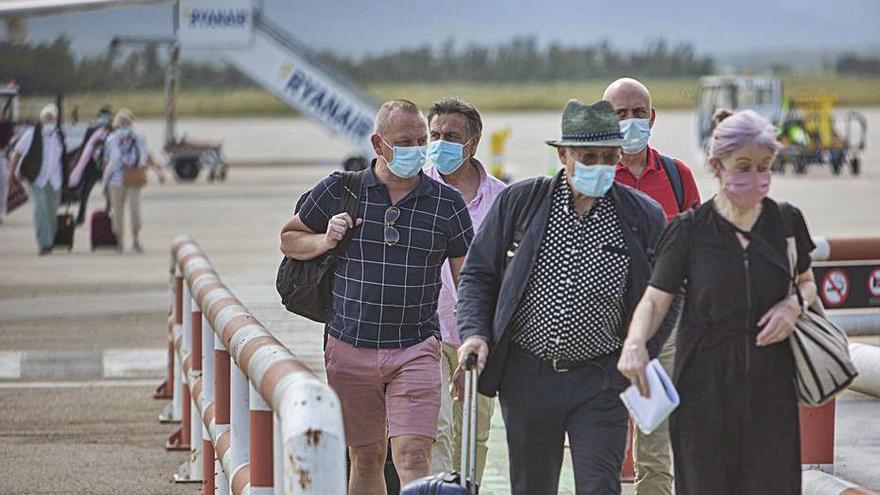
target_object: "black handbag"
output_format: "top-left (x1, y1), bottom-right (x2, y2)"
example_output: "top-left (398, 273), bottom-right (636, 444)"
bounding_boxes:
top-left (276, 170), bottom-right (364, 322)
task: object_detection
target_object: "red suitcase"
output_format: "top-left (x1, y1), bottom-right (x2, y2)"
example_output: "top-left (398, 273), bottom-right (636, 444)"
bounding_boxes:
top-left (6, 175), bottom-right (27, 213)
top-left (90, 210), bottom-right (117, 250)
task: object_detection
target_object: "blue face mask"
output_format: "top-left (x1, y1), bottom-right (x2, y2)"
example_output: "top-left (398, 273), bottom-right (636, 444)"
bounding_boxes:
top-left (428, 139), bottom-right (471, 175)
top-left (116, 126), bottom-right (132, 138)
top-left (620, 118), bottom-right (651, 154)
top-left (571, 162), bottom-right (616, 198)
top-left (381, 137), bottom-right (427, 178)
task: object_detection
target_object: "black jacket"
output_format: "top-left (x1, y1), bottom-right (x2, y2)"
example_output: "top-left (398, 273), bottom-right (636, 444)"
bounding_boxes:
top-left (457, 172), bottom-right (679, 396)
top-left (19, 124), bottom-right (68, 188)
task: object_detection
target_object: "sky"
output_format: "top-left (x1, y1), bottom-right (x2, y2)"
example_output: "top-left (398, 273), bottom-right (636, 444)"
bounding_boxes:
top-left (5, 0), bottom-right (880, 61)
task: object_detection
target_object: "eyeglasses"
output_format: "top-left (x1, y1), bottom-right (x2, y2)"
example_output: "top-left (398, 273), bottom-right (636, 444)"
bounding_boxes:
top-left (384, 207), bottom-right (401, 246)
top-left (571, 150), bottom-right (622, 165)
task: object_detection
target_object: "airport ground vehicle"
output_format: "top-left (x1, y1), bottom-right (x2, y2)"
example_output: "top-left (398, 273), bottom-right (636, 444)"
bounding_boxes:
top-left (694, 75), bottom-right (867, 176)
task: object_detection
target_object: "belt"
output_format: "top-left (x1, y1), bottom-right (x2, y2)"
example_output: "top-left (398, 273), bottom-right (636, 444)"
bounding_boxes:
top-left (510, 343), bottom-right (593, 373)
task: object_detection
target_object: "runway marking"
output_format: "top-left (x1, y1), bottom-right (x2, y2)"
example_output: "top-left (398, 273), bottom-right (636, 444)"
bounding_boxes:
top-left (103, 348), bottom-right (166, 378)
top-left (0, 352), bottom-right (23, 379)
top-left (0, 348), bottom-right (165, 381)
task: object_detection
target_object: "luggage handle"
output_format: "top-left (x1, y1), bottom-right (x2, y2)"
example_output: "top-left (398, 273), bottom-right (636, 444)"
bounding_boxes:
top-left (464, 352), bottom-right (477, 371)
top-left (460, 352), bottom-right (479, 492)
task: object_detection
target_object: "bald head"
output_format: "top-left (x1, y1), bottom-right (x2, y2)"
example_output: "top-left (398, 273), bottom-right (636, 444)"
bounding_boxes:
top-left (603, 78), bottom-right (654, 122)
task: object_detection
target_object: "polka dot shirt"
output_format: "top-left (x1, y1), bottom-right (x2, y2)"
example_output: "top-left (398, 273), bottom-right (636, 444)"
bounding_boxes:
top-left (511, 173), bottom-right (629, 361)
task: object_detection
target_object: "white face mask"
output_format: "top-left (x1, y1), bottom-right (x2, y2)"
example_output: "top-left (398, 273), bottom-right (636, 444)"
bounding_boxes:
top-left (42, 122), bottom-right (57, 134)
top-left (619, 118), bottom-right (651, 154)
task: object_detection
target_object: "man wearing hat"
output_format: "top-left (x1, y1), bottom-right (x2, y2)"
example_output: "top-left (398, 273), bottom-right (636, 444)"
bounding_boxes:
top-left (453, 99), bottom-right (677, 493)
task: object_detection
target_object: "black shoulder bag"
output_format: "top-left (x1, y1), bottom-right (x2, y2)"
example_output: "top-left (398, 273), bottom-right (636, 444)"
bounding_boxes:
top-left (276, 170), bottom-right (365, 322)
top-left (746, 202), bottom-right (857, 406)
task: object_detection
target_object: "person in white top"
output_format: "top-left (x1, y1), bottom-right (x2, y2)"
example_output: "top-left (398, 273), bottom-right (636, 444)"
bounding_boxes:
top-left (102, 108), bottom-right (165, 253)
top-left (9, 104), bottom-right (66, 255)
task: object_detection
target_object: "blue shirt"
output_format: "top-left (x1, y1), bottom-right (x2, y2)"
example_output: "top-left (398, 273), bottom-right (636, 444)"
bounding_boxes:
top-left (299, 164), bottom-right (474, 349)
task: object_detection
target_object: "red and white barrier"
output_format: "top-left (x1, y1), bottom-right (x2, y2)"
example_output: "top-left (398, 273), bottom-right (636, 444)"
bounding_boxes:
top-left (803, 470), bottom-right (880, 495)
top-left (157, 235), bottom-right (346, 494)
top-left (849, 343), bottom-right (880, 398)
top-left (811, 237), bottom-right (880, 262)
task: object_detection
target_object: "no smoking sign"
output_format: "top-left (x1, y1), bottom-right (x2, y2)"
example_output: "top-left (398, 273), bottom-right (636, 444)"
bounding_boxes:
top-left (869, 268), bottom-right (880, 298)
top-left (821, 269), bottom-right (850, 307)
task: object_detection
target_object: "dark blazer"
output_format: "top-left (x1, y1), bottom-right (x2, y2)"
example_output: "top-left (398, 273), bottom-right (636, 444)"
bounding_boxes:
top-left (457, 172), bottom-right (679, 397)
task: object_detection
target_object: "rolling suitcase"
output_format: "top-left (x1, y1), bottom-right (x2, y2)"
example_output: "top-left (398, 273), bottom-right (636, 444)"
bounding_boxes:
top-left (90, 209), bottom-right (118, 250)
top-left (53, 204), bottom-right (75, 251)
top-left (400, 354), bottom-right (480, 495)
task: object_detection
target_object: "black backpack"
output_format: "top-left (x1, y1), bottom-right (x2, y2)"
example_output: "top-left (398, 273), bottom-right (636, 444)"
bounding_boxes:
top-left (658, 154), bottom-right (685, 212)
top-left (276, 170), bottom-right (365, 323)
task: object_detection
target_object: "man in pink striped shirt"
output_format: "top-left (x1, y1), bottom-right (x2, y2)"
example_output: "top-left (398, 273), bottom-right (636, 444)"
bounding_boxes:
top-left (424, 98), bottom-right (506, 482)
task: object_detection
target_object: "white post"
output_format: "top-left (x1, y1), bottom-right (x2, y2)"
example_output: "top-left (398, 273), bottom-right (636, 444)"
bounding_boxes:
top-left (215, 332), bottom-right (230, 495)
top-left (170, 267), bottom-right (183, 423)
top-left (188, 296), bottom-right (203, 481)
top-left (849, 343), bottom-right (880, 398)
top-left (182, 284), bottom-right (192, 363)
top-left (230, 359), bottom-right (251, 487)
top-left (273, 413), bottom-right (284, 495)
top-left (171, 322), bottom-right (183, 421)
top-left (188, 393), bottom-right (204, 480)
top-left (278, 377), bottom-right (346, 495)
top-left (202, 315), bottom-right (215, 408)
top-left (216, 457), bottom-right (230, 495)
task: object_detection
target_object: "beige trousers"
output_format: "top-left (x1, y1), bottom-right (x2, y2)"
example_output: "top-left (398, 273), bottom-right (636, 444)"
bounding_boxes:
top-left (107, 184), bottom-right (142, 247)
top-left (431, 341), bottom-right (495, 483)
top-left (633, 328), bottom-right (677, 495)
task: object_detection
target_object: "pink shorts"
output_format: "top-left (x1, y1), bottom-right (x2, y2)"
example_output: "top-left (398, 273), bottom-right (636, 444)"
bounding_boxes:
top-left (324, 336), bottom-right (442, 447)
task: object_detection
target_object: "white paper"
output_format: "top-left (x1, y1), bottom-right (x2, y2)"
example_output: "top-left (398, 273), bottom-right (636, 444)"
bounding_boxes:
top-left (619, 359), bottom-right (680, 435)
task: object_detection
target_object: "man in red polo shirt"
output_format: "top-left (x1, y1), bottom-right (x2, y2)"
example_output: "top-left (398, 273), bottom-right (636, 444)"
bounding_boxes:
top-left (604, 77), bottom-right (701, 495)
top-left (605, 78), bottom-right (701, 222)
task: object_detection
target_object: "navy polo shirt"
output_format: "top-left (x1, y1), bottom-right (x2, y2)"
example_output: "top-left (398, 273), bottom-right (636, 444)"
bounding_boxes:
top-left (299, 163), bottom-right (473, 348)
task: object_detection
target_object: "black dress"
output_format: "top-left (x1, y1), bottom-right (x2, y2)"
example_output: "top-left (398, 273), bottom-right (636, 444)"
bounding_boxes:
top-left (649, 197), bottom-right (815, 495)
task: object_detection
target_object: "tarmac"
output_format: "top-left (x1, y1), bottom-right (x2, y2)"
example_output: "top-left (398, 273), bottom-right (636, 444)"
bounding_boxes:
top-left (1, 110), bottom-right (879, 493)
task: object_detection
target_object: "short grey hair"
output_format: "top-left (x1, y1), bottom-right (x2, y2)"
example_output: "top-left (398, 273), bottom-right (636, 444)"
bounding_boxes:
top-left (374, 99), bottom-right (423, 136)
top-left (39, 104), bottom-right (58, 121)
top-left (113, 108), bottom-right (135, 127)
top-left (427, 97), bottom-right (483, 138)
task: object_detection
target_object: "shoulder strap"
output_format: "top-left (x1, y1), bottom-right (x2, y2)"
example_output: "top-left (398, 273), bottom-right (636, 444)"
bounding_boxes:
top-left (511, 176), bottom-right (553, 249)
top-left (735, 201), bottom-right (806, 305)
top-left (339, 170), bottom-right (364, 217)
top-left (777, 200), bottom-right (799, 283)
top-left (659, 154), bottom-right (684, 212)
top-left (334, 170), bottom-right (366, 254)
top-left (778, 200), bottom-right (795, 239)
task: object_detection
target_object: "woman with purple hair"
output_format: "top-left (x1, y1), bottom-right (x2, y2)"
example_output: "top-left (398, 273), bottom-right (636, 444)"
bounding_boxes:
top-left (617, 109), bottom-right (819, 493)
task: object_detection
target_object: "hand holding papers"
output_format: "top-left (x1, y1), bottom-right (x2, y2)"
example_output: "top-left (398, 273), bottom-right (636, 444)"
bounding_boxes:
top-left (619, 359), bottom-right (680, 435)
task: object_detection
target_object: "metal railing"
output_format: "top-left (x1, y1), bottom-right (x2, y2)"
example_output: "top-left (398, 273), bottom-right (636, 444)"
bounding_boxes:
top-left (155, 235), bottom-right (345, 494)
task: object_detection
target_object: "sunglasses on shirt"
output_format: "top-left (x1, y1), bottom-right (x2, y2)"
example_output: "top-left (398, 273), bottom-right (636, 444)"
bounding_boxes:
top-left (384, 206), bottom-right (400, 246)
